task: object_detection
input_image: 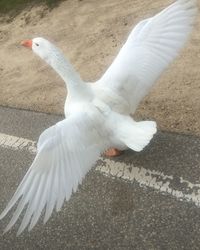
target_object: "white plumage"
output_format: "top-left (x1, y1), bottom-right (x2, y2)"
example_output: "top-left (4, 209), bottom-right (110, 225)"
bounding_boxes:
top-left (94, 0), bottom-right (197, 114)
top-left (1, 111), bottom-right (108, 234)
top-left (0, 0), bottom-right (197, 235)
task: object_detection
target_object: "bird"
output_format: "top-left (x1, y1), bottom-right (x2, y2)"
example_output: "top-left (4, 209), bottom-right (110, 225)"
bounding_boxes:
top-left (0, 0), bottom-right (197, 235)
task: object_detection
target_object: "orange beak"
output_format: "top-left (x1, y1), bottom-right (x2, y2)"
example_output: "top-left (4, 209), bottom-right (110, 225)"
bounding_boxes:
top-left (21, 39), bottom-right (32, 48)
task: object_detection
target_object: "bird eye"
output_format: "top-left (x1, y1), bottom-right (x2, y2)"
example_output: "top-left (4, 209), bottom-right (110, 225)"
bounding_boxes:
top-left (35, 43), bottom-right (39, 46)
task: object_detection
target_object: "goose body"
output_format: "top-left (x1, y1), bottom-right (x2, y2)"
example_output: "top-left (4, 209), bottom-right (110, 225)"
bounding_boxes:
top-left (0, 0), bottom-right (197, 234)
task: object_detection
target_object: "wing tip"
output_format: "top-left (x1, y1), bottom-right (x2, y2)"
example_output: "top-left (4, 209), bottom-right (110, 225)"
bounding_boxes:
top-left (0, 207), bottom-right (10, 221)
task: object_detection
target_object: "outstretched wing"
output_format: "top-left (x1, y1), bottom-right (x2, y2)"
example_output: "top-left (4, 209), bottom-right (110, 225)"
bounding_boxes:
top-left (97, 0), bottom-right (197, 113)
top-left (0, 111), bottom-right (109, 235)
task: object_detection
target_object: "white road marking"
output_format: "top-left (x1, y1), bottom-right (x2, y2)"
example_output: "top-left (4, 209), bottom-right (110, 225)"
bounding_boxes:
top-left (1, 132), bottom-right (200, 207)
top-left (0, 133), bottom-right (36, 153)
top-left (96, 159), bottom-right (200, 207)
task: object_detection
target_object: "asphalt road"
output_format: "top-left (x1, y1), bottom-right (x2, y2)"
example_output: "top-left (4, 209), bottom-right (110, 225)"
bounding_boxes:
top-left (1, 106), bottom-right (200, 250)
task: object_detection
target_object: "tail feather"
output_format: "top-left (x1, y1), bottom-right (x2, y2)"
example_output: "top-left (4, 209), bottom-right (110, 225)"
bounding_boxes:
top-left (117, 119), bottom-right (157, 152)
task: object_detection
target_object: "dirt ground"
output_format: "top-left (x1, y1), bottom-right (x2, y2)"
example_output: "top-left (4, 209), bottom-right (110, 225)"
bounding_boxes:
top-left (0, 0), bottom-right (200, 135)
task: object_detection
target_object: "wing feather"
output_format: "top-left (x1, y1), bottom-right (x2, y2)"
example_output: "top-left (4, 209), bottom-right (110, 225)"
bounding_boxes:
top-left (0, 111), bottom-right (109, 234)
top-left (96, 0), bottom-right (197, 113)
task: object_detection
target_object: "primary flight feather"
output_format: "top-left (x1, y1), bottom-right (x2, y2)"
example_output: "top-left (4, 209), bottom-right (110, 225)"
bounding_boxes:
top-left (0, 0), bottom-right (197, 235)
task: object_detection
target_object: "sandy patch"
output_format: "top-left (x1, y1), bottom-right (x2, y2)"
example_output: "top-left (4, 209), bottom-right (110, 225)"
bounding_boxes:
top-left (0, 0), bottom-right (200, 135)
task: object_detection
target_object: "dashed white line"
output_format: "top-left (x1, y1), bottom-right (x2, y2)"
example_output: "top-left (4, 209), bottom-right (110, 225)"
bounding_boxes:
top-left (1, 132), bottom-right (200, 207)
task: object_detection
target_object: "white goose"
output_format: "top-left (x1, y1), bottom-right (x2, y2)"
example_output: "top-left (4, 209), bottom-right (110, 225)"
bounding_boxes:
top-left (0, 0), bottom-right (197, 235)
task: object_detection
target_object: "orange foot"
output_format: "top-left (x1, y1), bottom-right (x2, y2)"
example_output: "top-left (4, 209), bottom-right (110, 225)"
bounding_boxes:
top-left (104, 148), bottom-right (124, 157)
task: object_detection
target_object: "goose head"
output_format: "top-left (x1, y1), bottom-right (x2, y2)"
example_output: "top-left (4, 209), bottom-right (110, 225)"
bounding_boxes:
top-left (21, 37), bottom-right (83, 88)
top-left (21, 37), bottom-right (58, 65)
